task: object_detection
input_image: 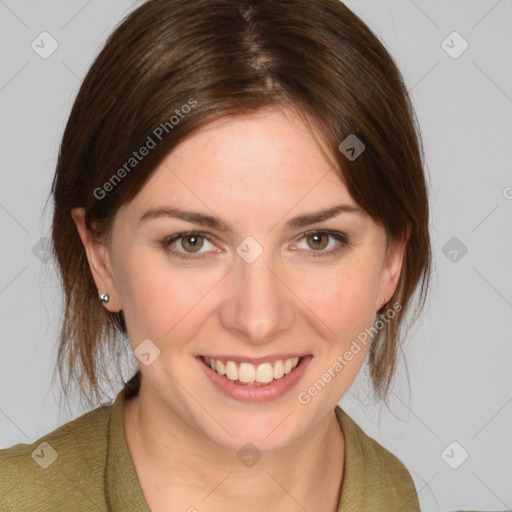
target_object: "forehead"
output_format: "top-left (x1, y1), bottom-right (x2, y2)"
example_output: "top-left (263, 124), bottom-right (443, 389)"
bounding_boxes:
top-left (123, 108), bottom-right (358, 225)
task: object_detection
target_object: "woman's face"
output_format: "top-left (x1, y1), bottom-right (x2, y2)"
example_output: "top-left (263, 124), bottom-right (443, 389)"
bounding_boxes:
top-left (76, 107), bottom-right (405, 453)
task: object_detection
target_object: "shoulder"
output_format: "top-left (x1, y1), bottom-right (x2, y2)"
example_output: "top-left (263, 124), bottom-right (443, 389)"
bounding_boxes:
top-left (0, 401), bottom-right (114, 512)
top-left (335, 406), bottom-right (420, 510)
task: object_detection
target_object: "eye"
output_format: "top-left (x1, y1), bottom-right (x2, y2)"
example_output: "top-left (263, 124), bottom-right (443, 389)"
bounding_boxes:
top-left (161, 231), bottom-right (219, 259)
top-left (293, 230), bottom-right (348, 257)
top-left (161, 230), bottom-right (348, 261)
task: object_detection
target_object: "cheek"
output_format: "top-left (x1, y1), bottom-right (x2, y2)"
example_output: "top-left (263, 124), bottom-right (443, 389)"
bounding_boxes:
top-left (298, 257), bottom-right (382, 341)
top-left (112, 250), bottom-right (176, 337)
top-left (119, 253), bottom-right (219, 341)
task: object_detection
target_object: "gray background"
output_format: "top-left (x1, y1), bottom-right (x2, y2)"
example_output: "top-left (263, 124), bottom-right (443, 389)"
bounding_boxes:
top-left (1, 1), bottom-right (511, 510)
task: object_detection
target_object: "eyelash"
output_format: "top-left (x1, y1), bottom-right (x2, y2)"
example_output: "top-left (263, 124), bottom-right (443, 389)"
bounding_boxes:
top-left (160, 230), bottom-right (348, 260)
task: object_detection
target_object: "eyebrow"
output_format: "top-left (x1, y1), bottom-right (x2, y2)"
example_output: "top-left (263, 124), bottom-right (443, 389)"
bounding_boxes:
top-left (138, 204), bottom-right (365, 232)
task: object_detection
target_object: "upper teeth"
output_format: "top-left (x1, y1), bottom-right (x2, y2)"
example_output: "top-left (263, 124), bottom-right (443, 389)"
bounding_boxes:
top-left (203, 356), bottom-right (300, 385)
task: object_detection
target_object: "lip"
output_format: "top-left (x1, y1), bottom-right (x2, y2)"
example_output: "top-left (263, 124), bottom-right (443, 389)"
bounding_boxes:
top-left (196, 354), bottom-right (313, 403)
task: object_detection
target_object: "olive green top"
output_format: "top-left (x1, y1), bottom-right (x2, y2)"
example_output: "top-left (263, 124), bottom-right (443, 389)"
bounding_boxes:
top-left (0, 390), bottom-right (420, 511)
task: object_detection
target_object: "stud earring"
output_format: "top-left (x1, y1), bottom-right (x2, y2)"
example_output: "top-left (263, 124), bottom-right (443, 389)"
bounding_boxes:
top-left (99, 292), bottom-right (110, 304)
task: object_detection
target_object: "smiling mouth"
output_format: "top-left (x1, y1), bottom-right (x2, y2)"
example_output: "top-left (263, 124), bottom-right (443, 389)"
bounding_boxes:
top-left (200, 355), bottom-right (304, 386)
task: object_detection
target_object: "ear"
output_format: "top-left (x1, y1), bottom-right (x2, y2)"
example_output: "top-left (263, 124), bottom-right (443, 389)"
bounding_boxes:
top-left (70, 207), bottom-right (122, 313)
top-left (376, 223), bottom-right (410, 312)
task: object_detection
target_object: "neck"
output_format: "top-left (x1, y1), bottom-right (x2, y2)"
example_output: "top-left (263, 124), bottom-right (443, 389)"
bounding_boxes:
top-left (123, 383), bottom-right (345, 512)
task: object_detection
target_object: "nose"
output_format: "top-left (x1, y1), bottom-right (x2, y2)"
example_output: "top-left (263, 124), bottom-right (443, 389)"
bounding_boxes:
top-left (218, 249), bottom-right (295, 345)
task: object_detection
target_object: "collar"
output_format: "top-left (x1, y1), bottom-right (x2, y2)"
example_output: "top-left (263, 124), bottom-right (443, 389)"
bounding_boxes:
top-left (105, 391), bottom-right (151, 511)
top-left (335, 405), bottom-right (370, 510)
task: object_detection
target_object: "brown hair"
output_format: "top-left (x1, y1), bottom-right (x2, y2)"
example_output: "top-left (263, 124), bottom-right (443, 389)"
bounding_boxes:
top-left (49, 0), bottom-right (431, 407)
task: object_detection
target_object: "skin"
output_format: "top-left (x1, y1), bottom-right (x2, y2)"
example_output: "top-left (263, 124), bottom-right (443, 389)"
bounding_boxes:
top-left (72, 106), bottom-right (406, 511)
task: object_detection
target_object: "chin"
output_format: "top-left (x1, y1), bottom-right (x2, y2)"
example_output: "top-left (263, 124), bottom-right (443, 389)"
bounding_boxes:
top-left (199, 412), bottom-right (304, 455)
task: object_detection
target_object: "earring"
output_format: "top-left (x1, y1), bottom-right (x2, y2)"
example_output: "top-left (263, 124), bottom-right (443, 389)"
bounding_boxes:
top-left (99, 292), bottom-right (110, 304)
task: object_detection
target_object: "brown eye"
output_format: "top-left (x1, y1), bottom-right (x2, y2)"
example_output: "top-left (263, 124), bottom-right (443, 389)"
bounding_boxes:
top-left (181, 234), bottom-right (204, 252)
top-left (306, 232), bottom-right (329, 250)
